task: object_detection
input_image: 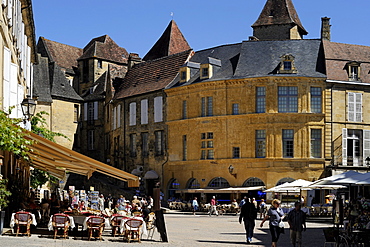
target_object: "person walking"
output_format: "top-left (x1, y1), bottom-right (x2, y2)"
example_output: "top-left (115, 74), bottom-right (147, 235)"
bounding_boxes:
top-left (239, 197), bottom-right (257, 243)
top-left (287, 201), bottom-right (306, 247)
top-left (209, 196), bottom-right (218, 216)
top-left (260, 199), bottom-right (285, 247)
top-left (259, 198), bottom-right (267, 219)
top-left (192, 197), bottom-right (199, 215)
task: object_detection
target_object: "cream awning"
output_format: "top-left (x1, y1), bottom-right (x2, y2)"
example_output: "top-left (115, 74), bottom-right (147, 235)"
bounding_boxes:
top-left (26, 131), bottom-right (139, 187)
top-left (175, 186), bottom-right (265, 194)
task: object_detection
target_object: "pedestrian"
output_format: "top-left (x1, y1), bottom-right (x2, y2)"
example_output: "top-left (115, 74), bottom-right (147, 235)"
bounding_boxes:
top-left (239, 196), bottom-right (248, 207)
top-left (252, 197), bottom-right (258, 208)
top-left (287, 201), bottom-right (306, 247)
top-left (260, 199), bottom-right (285, 247)
top-left (98, 194), bottom-right (105, 211)
top-left (300, 196), bottom-right (305, 206)
top-left (209, 196), bottom-right (218, 216)
top-left (239, 197), bottom-right (258, 243)
top-left (259, 199), bottom-right (267, 219)
top-left (192, 197), bottom-right (199, 215)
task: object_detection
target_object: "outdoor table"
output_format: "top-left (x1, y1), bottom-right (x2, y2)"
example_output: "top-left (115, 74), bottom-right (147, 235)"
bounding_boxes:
top-left (47, 215), bottom-right (75, 231)
top-left (82, 216), bottom-right (110, 230)
top-left (9, 212), bottom-right (37, 228)
top-left (119, 216), bottom-right (147, 238)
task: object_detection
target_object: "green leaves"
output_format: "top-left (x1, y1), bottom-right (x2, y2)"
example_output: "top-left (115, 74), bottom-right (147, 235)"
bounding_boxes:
top-left (0, 178), bottom-right (12, 210)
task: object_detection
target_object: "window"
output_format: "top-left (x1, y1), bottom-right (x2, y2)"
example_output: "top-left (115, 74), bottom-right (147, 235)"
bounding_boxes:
top-left (88, 130), bottom-right (94, 150)
top-left (141, 99), bottom-right (148, 124)
top-left (256, 130), bottom-right (266, 158)
top-left (187, 178), bottom-right (200, 189)
top-left (202, 67), bottom-right (209, 78)
top-left (129, 102), bottom-right (136, 126)
top-left (208, 177), bottom-right (230, 188)
top-left (155, 130), bottom-right (164, 156)
top-left (233, 147), bottom-right (240, 158)
top-left (256, 87), bottom-right (266, 113)
top-left (74, 104), bottom-right (79, 123)
top-left (181, 71), bottom-right (187, 81)
top-left (141, 132), bottom-right (149, 157)
top-left (311, 129), bottom-right (322, 158)
top-left (85, 101), bottom-right (98, 123)
top-left (342, 129), bottom-right (370, 166)
top-left (154, 96), bottom-right (163, 122)
top-left (97, 59), bottom-right (102, 69)
top-left (278, 86), bottom-right (298, 113)
top-left (243, 177), bottom-right (265, 187)
top-left (348, 92), bottom-right (362, 122)
top-left (283, 61), bottom-right (292, 70)
top-left (278, 54), bottom-right (297, 74)
top-left (201, 96), bottom-right (213, 117)
top-left (310, 87), bottom-right (322, 113)
top-left (183, 135), bottom-right (187, 161)
top-left (182, 100), bottom-right (187, 119)
top-left (129, 134), bottom-right (136, 157)
top-left (282, 129), bottom-right (294, 158)
top-left (346, 61), bottom-right (361, 81)
top-left (201, 132), bottom-right (214, 159)
top-left (232, 103), bottom-right (239, 115)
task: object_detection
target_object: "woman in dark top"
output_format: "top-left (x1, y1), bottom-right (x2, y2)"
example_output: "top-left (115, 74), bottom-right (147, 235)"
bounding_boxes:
top-left (260, 199), bottom-right (285, 247)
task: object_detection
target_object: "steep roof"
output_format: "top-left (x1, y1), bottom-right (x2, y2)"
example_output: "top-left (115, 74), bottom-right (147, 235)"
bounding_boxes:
top-left (78, 35), bottom-right (129, 64)
top-left (37, 37), bottom-right (82, 74)
top-left (323, 40), bottom-right (370, 83)
top-left (114, 50), bottom-right (192, 99)
top-left (33, 55), bottom-right (83, 102)
top-left (252, 0), bottom-right (307, 35)
top-left (143, 20), bottom-right (191, 61)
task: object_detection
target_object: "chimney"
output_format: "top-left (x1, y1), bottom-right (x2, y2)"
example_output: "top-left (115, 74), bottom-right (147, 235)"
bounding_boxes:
top-left (321, 17), bottom-right (331, 41)
top-left (128, 53), bottom-right (142, 70)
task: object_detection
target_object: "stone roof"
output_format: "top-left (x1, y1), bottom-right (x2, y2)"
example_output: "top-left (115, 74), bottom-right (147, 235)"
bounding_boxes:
top-left (252, 0), bottom-right (307, 35)
top-left (143, 20), bottom-right (191, 61)
top-left (168, 39), bottom-right (326, 88)
top-left (37, 37), bottom-right (82, 74)
top-left (323, 40), bottom-right (370, 83)
top-left (78, 35), bottom-right (129, 64)
top-left (33, 55), bottom-right (83, 103)
top-left (114, 50), bottom-right (193, 99)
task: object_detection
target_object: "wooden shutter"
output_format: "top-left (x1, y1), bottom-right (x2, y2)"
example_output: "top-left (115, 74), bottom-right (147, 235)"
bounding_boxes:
top-left (342, 128), bottom-right (347, 166)
top-left (154, 96), bottom-right (163, 122)
top-left (3, 47), bottom-right (11, 111)
top-left (17, 84), bottom-right (24, 118)
top-left (363, 130), bottom-right (370, 166)
top-left (9, 63), bottom-right (18, 118)
top-left (84, 103), bottom-right (87, 121)
top-left (129, 102), bottom-right (136, 126)
top-left (93, 101), bottom-right (98, 120)
top-left (348, 92), bottom-right (355, 122)
top-left (2, 0), bottom-right (7, 7)
top-left (141, 99), bottom-right (148, 124)
top-left (117, 104), bottom-right (121, 128)
top-left (7, 0), bottom-right (12, 26)
top-left (355, 93), bottom-right (362, 122)
top-left (113, 106), bottom-right (116, 130)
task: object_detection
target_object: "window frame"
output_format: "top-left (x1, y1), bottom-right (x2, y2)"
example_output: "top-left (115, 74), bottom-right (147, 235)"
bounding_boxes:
top-left (278, 86), bottom-right (298, 113)
top-left (282, 129), bottom-right (294, 158)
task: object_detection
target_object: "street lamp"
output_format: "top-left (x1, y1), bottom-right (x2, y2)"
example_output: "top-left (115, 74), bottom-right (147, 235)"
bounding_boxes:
top-left (21, 96), bottom-right (36, 120)
top-left (228, 165), bottom-right (237, 178)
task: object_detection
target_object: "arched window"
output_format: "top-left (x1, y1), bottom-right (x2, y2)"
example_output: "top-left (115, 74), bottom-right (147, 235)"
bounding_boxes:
top-left (243, 177), bottom-right (265, 187)
top-left (167, 178), bottom-right (180, 198)
top-left (208, 177), bottom-right (229, 188)
top-left (186, 178), bottom-right (200, 189)
top-left (276, 177), bottom-right (295, 186)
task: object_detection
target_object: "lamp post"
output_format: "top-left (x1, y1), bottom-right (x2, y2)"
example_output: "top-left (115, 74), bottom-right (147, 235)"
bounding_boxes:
top-left (21, 96), bottom-right (36, 130)
top-left (228, 165), bottom-right (237, 178)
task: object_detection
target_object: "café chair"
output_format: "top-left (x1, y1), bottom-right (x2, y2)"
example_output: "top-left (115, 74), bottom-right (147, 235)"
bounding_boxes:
top-left (111, 215), bottom-right (124, 237)
top-left (14, 211), bottom-right (32, 237)
top-left (124, 219), bottom-right (143, 243)
top-left (52, 213), bottom-right (70, 239)
top-left (146, 212), bottom-right (156, 240)
top-left (86, 216), bottom-right (105, 241)
top-left (132, 211), bottom-right (142, 217)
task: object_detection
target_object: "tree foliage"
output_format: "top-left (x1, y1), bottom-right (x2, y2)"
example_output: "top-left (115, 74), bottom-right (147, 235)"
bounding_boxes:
top-left (0, 178), bottom-right (11, 210)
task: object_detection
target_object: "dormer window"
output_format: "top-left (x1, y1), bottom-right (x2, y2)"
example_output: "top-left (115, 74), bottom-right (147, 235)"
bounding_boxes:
top-left (181, 71), bottom-right (187, 80)
top-left (179, 67), bottom-right (190, 83)
top-left (202, 68), bottom-right (209, 78)
top-left (278, 54), bottom-right (297, 74)
top-left (346, 61), bottom-right (361, 81)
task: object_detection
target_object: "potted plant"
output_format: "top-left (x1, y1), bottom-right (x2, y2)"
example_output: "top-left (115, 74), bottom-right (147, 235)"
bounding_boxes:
top-left (0, 176), bottom-right (11, 235)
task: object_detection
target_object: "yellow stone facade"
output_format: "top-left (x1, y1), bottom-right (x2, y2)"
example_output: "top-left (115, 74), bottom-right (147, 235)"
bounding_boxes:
top-left (165, 76), bottom-right (327, 194)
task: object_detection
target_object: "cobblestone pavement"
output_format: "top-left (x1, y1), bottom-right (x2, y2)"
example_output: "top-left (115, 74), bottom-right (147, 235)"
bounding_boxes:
top-left (0, 213), bottom-right (332, 247)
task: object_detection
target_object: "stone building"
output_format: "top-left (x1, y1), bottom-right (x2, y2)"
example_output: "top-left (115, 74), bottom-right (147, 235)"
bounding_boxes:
top-left (111, 20), bottom-right (191, 195)
top-left (162, 0), bottom-right (370, 201)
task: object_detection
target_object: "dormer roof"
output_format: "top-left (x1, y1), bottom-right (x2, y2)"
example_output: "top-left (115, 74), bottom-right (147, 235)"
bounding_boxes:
top-left (252, 0), bottom-right (307, 35)
top-left (143, 20), bottom-right (191, 61)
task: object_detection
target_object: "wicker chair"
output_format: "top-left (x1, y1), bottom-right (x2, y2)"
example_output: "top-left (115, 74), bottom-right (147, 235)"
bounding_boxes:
top-left (14, 212), bottom-right (32, 237)
top-left (110, 215), bottom-right (124, 237)
top-left (86, 216), bottom-right (105, 241)
top-left (52, 214), bottom-right (70, 239)
top-left (146, 212), bottom-right (156, 240)
top-left (124, 219), bottom-right (143, 243)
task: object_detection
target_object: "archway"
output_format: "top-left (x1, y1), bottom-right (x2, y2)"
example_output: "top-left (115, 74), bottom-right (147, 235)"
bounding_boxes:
top-left (276, 177), bottom-right (295, 186)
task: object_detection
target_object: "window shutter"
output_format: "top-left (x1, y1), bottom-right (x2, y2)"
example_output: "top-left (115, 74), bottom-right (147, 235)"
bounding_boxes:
top-left (7, 0), bottom-right (12, 26)
top-left (2, 0), bottom-right (7, 7)
top-left (154, 96), bottom-right (163, 122)
top-left (117, 104), bottom-right (121, 128)
top-left (348, 92), bottom-right (355, 122)
top-left (84, 103), bottom-right (88, 121)
top-left (93, 101), bottom-right (98, 120)
top-left (342, 128), bottom-right (347, 166)
top-left (113, 107), bottom-right (116, 130)
top-left (363, 130), bottom-right (370, 166)
top-left (3, 47), bottom-right (11, 111)
top-left (141, 99), bottom-right (148, 124)
top-left (9, 63), bottom-right (18, 118)
top-left (17, 84), bottom-right (24, 118)
top-left (129, 102), bottom-right (136, 126)
top-left (355, 93), bottom-right (362, 122)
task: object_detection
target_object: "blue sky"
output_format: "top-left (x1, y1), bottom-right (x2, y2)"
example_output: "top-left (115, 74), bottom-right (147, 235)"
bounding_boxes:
top-left (33, 0), bottom-right (370, 58)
